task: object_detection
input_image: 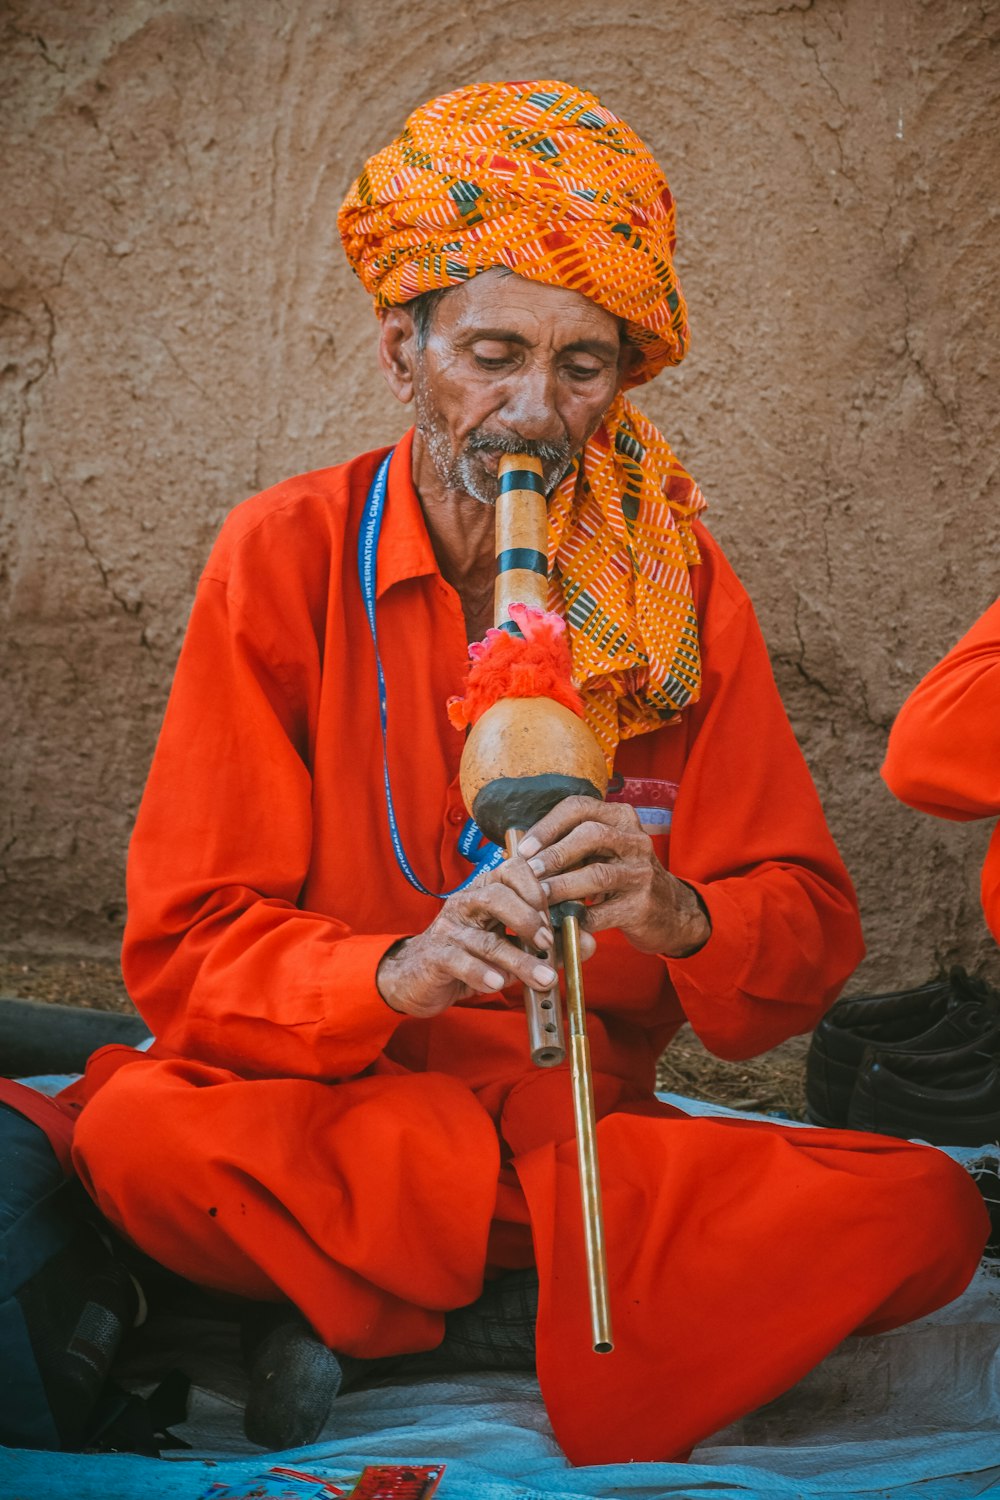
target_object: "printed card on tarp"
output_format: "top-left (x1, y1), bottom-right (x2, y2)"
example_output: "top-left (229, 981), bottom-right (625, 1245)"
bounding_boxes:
top-left (201, 1462), bottom-right (445, 1500)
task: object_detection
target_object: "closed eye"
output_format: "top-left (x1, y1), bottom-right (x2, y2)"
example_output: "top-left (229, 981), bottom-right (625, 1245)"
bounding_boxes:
top-left (473, 353), bottom-right (517, 370)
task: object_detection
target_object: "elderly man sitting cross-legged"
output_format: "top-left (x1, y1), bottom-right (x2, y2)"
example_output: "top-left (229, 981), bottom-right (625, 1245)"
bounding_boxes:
top-left (67, 81), bottom-right (988, 1466)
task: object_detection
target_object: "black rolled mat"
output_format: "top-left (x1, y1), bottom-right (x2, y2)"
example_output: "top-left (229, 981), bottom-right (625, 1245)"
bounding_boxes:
top-left (0, 995), bottom-right (152, 1078)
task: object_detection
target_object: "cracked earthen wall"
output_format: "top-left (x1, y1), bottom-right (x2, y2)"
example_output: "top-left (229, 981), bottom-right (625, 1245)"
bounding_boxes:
top-left (2, 0), bottom-right (998, 988)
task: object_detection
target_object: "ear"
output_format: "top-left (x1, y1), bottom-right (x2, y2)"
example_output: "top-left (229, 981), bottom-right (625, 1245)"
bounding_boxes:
top-left (378, 306), bottom-right (418, 405)
top-left (616, 337), bottom-right (644, 390)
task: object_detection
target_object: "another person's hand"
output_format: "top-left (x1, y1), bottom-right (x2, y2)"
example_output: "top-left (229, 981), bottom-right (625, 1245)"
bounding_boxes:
top-left (376, 856), bottom-right (569, 1018)
top-left (517, 796), bottom-right (711, 958)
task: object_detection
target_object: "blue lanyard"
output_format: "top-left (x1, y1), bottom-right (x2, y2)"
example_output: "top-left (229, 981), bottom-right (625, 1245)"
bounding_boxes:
top-left (357, 451), bottom-right (505, 898)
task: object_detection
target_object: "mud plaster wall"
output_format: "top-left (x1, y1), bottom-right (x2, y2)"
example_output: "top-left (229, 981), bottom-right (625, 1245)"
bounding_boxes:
top-left (2, 0), bottom-right (998, 991)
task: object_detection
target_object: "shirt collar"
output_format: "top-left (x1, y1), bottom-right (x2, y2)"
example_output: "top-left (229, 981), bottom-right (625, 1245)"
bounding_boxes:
top-left (374, 426), bottom-right (442, 600)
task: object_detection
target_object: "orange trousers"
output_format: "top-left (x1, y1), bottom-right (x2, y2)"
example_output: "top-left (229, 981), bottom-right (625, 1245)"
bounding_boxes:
top-left (72, 1050), bottom-right (989, 1465)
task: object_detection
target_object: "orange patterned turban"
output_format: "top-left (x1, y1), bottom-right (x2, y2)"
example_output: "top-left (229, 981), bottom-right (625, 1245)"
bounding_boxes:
top-left (339, 81), bottom-right (706, 764)
top-left (338, 79), bottom-right (688, 383)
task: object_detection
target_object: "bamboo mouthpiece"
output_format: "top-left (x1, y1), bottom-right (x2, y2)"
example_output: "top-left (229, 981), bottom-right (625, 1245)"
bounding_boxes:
top-left (496, 453), bottom-right (549, 621)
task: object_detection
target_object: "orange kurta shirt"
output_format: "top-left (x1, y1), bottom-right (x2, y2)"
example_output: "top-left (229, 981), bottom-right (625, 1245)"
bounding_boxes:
top-left (882, 598), bottom-right (1000, 944)
top-left (113, 430), bottom-right (864, 1089)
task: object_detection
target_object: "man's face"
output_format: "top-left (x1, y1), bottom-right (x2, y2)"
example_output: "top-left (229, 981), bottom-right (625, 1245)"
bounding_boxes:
top-left (404, 271), bottom-right (629, 505)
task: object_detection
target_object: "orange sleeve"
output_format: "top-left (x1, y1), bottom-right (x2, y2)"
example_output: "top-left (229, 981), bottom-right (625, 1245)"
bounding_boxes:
top-left (662, 536), bottom-right (865, 1059)
top-left (881, 597), bottom-right (1000, 822)
top-left (122, 544), bottom-right (403, 1082)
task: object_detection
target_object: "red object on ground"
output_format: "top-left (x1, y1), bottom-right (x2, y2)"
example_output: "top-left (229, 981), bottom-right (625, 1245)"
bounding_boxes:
top-left (69, 434), bottom-right (988, 1465)
top-left (882, 597), bottom-right (1000, 943)
top-left (349, 1466), bottom-right (444, 1500)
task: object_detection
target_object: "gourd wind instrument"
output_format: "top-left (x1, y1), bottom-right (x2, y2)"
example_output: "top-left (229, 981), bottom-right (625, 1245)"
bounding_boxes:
top-left (452, 453), bottom-right (614, 1354)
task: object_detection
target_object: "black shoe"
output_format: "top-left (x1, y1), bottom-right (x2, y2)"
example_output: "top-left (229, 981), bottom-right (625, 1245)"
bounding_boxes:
top-left (805, 969), bottom-right (1000, 1128)
top-left (847, 1052), bottom-right (1000, 1147)
top-left (14, 1227), bottom-right (141, 1450)
top-left (860, 1028), bottom-right (1000, 1088)
top-left (241, 1307), bottom-right (345, 1450)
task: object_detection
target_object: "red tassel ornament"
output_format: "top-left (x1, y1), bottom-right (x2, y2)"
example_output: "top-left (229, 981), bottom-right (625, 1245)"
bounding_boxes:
top-left (448, 602), bottom-right (585, 732)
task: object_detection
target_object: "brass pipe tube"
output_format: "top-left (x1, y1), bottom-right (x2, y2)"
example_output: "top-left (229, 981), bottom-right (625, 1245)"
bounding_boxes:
top-left (562, 907), bottom-right (614, 1353)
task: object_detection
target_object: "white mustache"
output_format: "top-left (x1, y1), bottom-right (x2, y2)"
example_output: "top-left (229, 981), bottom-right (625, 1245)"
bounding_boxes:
top-left (465, 432), bottom-right (572, 467)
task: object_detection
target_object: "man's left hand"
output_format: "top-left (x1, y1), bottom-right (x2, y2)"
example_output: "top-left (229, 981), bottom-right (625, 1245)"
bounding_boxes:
top-left (516, 796), bottom-right (711, 958)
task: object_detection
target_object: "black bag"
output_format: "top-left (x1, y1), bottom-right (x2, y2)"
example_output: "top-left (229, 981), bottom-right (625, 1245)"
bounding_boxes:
top-left (0, 1081), bottom-right (139, 1449)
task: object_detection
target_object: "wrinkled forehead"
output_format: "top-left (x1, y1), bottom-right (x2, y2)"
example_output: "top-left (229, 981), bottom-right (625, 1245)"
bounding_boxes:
top-left (420, 270), bottom-right (626, 351)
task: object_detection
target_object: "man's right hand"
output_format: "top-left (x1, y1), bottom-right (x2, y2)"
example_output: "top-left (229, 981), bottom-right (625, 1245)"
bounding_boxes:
top-left (375, 855), bottom-right (565, 1018)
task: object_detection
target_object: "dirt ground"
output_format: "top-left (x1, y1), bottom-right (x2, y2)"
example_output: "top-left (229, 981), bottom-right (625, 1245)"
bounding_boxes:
top-left (0, 947), bottom-right (811, 1117)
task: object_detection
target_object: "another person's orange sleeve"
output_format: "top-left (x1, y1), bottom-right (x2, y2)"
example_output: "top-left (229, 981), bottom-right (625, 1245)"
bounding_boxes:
top-left (882, 597), bottom-right (1000, 942)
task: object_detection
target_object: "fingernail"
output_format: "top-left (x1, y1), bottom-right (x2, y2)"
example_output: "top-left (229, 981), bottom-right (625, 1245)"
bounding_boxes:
top-left (484, 969), bottom-right (506, 990)
top-left (528, 857), bottom-right (545, 876)
top-left (535, 928), bottom-right (553, 950)
top-left (533, 964), bottom-right (557, 987)
top-left (540, 880), bottom-right (551, 897)
top-left (519, 837), bottom-right (540, 858)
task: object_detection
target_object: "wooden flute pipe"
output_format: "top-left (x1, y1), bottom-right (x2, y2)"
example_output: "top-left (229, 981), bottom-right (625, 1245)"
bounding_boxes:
top-left (489, 445), bottom-right (556, 1058)
top-left (505, 828), bottom-right (565, 1067)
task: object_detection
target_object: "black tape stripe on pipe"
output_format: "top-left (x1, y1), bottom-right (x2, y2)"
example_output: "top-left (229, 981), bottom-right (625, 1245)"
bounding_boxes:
top-left (498, 468), bottom-right (546, 495)
top-left (496, 548), bottom-right (548, 575)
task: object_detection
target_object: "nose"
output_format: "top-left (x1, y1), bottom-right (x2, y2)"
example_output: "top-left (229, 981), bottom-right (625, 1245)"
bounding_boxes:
top-left (498, 360), bottom-right (565, 445)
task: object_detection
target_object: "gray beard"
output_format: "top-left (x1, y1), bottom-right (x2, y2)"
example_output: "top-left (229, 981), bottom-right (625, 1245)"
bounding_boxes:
top-left (414, 386), bottom-right (575, 506)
